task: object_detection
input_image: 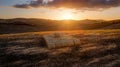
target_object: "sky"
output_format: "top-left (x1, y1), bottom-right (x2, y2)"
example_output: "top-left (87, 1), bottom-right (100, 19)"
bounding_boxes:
top-left (0, 0), bottom-right (120, 20)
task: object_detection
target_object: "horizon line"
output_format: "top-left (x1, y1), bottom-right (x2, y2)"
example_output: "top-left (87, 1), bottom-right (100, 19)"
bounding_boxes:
top-left (1, 17), bottom-right (120, 21)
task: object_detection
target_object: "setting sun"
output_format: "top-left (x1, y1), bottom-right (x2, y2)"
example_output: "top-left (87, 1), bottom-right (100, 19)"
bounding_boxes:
top-left (61, 12), bottom-right (73, 20)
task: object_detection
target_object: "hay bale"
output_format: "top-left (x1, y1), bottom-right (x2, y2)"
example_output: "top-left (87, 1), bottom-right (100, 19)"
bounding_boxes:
top-left (43, 33), bottom-right (81, 48)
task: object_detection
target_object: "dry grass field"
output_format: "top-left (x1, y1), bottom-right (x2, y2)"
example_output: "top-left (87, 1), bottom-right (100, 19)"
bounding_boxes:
top-left (0, 29), bottom-right (120, 67)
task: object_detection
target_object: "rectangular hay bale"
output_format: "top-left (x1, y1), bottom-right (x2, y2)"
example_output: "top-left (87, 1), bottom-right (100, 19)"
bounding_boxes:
top-left (43, 33), bottom-right (81, 48)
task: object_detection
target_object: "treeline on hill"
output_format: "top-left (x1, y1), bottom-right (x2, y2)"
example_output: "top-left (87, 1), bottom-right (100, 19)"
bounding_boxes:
top-left (0, 18), bottom-right (120, 34)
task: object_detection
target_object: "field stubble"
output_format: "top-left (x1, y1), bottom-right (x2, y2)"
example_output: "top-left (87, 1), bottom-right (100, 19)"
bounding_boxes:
top-left (0, 30), bottom-right (120, 67)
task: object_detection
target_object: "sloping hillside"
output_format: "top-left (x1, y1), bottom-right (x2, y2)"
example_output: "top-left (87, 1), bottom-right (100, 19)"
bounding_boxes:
top-left (102, 23), bottom-right (120, 29)
top-left (0, 18), bottom-right (120, 34)
top-left (0, 22), bottom-right (37, 34)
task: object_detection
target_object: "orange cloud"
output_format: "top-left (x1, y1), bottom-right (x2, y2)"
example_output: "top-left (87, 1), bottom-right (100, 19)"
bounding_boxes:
top-left (13, 0), bottom-right (120, 10)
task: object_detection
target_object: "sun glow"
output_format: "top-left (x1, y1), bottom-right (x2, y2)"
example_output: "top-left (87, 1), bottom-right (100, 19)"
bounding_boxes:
top-left (61, 12), bottom-right (74, 20)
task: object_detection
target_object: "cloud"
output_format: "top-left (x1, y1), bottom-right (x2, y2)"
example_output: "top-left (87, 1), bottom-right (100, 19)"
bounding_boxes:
top-left (13, 0), bottom-right (120, 10)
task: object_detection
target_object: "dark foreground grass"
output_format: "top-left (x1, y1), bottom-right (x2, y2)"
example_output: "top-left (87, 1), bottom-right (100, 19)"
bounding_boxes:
top-left (0, 30), bottom-right (120, 67)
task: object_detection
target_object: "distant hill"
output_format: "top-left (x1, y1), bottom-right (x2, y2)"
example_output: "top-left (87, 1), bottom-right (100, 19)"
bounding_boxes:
top-left (0, 18), bottom-right (120, 34)
top-left (101, 20), bottom-right (120, 29)
top-left (102, 23), bottom-right (120, 29)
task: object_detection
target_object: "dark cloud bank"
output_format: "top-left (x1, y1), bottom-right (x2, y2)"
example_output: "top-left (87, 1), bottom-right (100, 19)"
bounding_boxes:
top-left (13, 0), bottom-right (120, 10)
